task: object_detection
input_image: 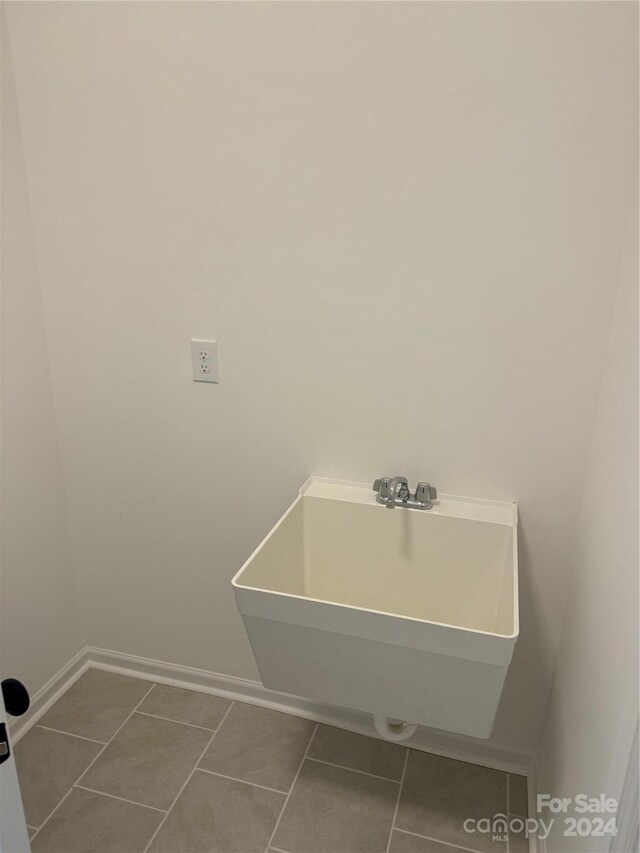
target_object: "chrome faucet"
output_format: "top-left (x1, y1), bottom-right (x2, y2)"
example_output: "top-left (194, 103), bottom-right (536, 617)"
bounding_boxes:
top-left (373, 476), bottom-right (437, 510)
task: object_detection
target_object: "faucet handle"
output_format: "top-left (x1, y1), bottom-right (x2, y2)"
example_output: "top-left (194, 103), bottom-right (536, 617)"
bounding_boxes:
top-left (373, 477), bottom-right (392, 497)
top-left (415, 482), bottom-right (437, 502)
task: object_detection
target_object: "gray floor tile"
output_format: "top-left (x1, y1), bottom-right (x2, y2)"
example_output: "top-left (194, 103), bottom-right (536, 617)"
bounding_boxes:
top-left (14, 727), bottom-right (102, 827)
top-left (198, 702), bottom-right (315, 792)
top-left (30, 788), bottom-right (163, 853)
top-left (16, 670), bottom-right (521, 853)
top-left (509, 774), bottom-right (528, 817)
top-left (273, 759), bottom-right (399, 853)
top-left (395, 751), bottom-right (507, 852)
top-left (308, 724), bottom-right (406, 780)
top-left (389, 830), bottom-right (457, 852)
top-left (79, 712), bottom-right (211, 810)
top-left (39, 669), bottom-right (151, 742)
top-left (149, 770), bottom-right (285, 853)
top-left (27, 827), bottom-right (37, 840)
top-left (138, 685), bottom-right (231, 730)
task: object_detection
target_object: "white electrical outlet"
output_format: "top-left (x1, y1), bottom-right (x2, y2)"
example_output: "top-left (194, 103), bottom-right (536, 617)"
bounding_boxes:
top-left (191, 339), bottom-right (218, 383)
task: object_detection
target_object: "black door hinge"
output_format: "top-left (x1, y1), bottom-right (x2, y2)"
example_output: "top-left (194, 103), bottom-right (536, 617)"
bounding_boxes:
top-left (0, 723), bottom-right (10, 765)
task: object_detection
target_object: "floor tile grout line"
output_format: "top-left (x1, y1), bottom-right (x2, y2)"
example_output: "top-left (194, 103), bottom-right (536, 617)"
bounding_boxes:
top-left (393, 827), bottom-right (489, 853)
top-left (134, 710), bottom-right (219, 733)
top-left (386, 748), bottom-right (409, 853)
top-left (28, 787), bottom-right (75, 844)
top-left (141, 700), bottom-right (236, 853)
top-left (263, 722), bottom-right (318, 853)
top-left (194, 766), bottom-right (288, 795)
top-left (305, 755), bottom-right (401, 785)
top-left (30, 682), bottom-right (157, 843)
top-left (73, 784), bottom-right (168, 813)
top-left (75, 683), bottom-right (157, 786)
top-left (34, 724), bottom-right (107, 745)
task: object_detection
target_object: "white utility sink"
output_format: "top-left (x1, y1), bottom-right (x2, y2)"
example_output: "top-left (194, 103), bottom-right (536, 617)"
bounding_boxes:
top-left (232, 477), bottom-right (518, 739)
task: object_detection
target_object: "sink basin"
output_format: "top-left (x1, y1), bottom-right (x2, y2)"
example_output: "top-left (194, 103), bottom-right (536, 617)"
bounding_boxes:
top-left (232, 477), bottom-right (518, 739)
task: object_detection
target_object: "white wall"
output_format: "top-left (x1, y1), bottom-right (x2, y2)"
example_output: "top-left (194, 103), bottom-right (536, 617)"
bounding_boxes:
top-left (0, 15), bottom-right (85, 696)
top-left (536, 194), bottom-right (639, 851)
top-left (3, 1), bottom-right (637, 747)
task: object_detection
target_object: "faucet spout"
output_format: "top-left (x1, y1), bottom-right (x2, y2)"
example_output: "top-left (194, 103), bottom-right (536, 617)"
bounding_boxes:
top-left (372, 475), bottom-right (437, 510)
top-left (387, 476), bottom-right (409, 507)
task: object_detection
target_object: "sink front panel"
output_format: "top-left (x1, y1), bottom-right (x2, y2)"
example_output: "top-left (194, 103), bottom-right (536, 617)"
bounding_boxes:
top-left (242, 616), bottom-right (508, 739)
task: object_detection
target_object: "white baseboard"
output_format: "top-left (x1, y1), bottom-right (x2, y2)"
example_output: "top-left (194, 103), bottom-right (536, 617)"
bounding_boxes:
top-left (9, 643), bottom-right (536, 780)
top-left (8, 646), bottom-right (89, 743)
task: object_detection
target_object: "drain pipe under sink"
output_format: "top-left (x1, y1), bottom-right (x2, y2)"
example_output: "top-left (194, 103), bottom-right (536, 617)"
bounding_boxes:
top-left (373, 713), bottom-right (418, 742)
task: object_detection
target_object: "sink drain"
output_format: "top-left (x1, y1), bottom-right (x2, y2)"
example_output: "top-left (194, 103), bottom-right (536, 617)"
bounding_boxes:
top-left (373, 713), bottom-right (418, 742)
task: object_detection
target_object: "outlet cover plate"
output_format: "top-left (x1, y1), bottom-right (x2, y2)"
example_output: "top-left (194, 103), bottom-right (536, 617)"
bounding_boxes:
top-left (191, 339), bottom-right (218, 383)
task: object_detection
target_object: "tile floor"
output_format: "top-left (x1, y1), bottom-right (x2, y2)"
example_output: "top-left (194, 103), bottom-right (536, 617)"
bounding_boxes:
top-left (15, 669), bottom-right (528, 853)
